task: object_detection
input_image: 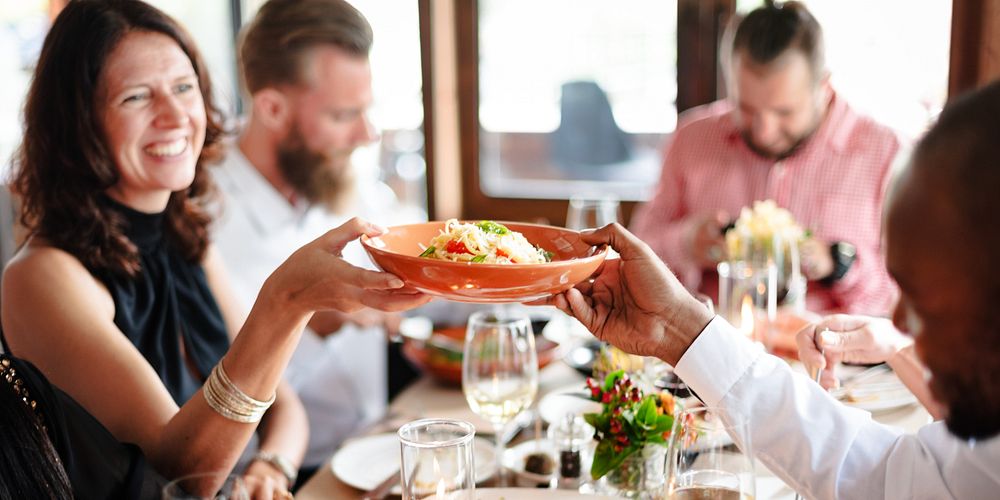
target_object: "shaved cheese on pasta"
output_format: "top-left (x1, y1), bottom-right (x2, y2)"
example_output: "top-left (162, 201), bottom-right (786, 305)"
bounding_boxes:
top-left (419, 220), bottom-right (553, 264)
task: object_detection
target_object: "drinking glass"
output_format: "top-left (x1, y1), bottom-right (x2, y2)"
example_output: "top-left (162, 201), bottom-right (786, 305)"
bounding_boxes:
top-left (566, 194), bottom-right (621, 230)
top-left (727, 232), bottom-right (805, 309)
top-left (462, 311), bottom-right (538, 486)
top-left (717, 260), bottom-right (773, 346)
top-left (398, 418), bottom-right (476, 499)
top-left (666, 406), bottom-right (755, 500)
top-left (162, 472), bottom-right (273, 499)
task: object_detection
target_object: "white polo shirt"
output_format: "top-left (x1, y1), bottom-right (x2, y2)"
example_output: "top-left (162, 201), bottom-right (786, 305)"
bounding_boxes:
top-left (210, 147), bottom-right (410, 467)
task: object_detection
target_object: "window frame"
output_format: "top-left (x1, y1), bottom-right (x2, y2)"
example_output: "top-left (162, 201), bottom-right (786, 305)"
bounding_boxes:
top-left (448, 0), bottom-right (735, 226)
top-left (432, 0), bottom-right (990, 226)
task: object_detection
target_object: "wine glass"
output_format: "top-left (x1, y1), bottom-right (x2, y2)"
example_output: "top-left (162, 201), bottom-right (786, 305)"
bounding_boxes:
top-left (666, 406), bottom-right (755, 500)
top-left (462, 311), bottom-right (539, 486)
top-left (566, 194), bottom-right (621, 230)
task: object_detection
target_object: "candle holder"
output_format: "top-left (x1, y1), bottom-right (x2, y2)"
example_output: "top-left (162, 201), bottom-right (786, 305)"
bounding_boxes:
top-left (717, 260), bottom-right (776, 347)
top-left (398, 418), bottom-right (476, 499)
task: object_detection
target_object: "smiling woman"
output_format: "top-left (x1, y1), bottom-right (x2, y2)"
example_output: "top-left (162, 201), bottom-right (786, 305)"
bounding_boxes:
top-left (98, 31), bottom-right (207, 213)
top-left (1, 1), bottom-right (430, 497)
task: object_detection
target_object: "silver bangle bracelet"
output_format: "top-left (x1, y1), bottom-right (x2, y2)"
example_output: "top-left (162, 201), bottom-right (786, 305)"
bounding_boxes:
top-left (202, 361), bottom-right (275, 423)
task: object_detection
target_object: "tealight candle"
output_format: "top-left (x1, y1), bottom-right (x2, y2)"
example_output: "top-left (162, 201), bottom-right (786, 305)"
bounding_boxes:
top-left (398, 418), bottom-right (476, 500)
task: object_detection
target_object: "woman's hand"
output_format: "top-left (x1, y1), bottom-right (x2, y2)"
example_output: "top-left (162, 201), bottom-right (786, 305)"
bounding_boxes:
top-left (533, 223), bottom-right (713, 365)
top-left (796, 314), bottom-right (911, 389)
top-left (243, 460), bottom-right (293, 499)
top-left (261, 217), bottom-right (431, 317)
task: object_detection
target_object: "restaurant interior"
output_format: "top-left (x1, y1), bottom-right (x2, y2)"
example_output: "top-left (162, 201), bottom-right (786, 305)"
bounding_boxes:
top-left (0, 0), bottom-right (998, 499)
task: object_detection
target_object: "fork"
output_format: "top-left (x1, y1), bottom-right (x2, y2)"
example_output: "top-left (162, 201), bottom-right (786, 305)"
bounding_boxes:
top-left (360, 467), bottom-right (401, 500)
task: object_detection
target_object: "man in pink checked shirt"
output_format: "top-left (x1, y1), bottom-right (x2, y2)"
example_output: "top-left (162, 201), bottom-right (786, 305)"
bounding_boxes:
top-left (631, 1), bottom-right (904, 315)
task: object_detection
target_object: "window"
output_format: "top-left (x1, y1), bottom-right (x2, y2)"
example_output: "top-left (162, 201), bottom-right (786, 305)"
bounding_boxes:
top-left (476, 0), bottom-right (678, 202)
top-left (0, 0), bottom-right (50, 180)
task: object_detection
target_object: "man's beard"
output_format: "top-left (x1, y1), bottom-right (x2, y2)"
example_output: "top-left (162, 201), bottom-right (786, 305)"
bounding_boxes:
top-left (276, 126), bottom-right (356, 212)
top-left (742, 131), bottom-right (811, 160)
top-left (740, 105), bottom-right (824, 160)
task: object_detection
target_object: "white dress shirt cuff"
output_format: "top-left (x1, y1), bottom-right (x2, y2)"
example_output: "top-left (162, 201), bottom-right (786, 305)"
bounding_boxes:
top-left (674, 315), bottom-right (765, 406)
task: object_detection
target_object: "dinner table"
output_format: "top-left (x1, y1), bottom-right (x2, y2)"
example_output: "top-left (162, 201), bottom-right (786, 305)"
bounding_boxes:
top-left (295, 348), bottom-right (931, 499)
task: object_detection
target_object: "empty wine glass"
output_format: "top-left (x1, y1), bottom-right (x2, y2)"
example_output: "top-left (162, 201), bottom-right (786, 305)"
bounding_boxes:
top-left (462, 311), bottom-right (538, 486)
top-left (666, 406), bottom-right (755, 500)
top-left (566, 194), bottom-right (621, 230)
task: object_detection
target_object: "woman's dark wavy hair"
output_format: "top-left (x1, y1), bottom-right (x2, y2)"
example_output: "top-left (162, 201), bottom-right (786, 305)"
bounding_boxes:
top-left (10, 0), bottom-right (225, 278)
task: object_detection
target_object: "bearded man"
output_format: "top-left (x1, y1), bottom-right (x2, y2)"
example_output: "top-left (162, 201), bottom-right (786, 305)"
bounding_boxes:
top-left (631, 1), bottom-right (904, 316)
top-left (210, 0), bottom-right (406, 479)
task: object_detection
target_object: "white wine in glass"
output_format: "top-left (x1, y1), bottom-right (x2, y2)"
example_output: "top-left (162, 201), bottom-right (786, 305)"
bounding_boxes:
top-left (666, 406), bottom-right (755, 500)
top-left (462, 311), bottom-right (538, 486)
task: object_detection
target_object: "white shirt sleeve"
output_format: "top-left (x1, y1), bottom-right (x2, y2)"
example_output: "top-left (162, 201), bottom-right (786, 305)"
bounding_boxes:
top-left (674, 316), bottom-right (1000, 499)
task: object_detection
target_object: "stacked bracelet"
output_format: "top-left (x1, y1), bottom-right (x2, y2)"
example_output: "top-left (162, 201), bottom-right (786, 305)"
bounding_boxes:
top-left (202, 361), bottom-right (275, 423)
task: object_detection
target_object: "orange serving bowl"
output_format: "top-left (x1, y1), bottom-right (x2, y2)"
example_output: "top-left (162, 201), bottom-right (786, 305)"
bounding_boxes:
top-left (361, 221), bottom-right (607, 303)
top-left (401, 325), bottom-right (560, 386)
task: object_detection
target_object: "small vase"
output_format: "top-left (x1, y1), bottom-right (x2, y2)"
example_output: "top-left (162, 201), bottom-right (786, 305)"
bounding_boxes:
top-left (602, 444), bottom-right (667, 499)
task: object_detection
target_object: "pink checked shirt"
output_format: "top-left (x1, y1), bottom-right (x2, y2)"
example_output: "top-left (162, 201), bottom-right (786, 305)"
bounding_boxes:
top-left (631, 93), bottom-right (903, 315)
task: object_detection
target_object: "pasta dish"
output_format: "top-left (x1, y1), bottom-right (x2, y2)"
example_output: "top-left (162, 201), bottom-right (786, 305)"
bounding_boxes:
top-left (418, 219), bottom-right (554, 264)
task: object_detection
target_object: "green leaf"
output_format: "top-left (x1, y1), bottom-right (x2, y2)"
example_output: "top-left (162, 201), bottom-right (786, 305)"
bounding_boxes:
top-left (590, 440), bottom-right (642, 480)
top-left (541, 248), bottom-right (555, 262)
top-left (475, 220), bottom-right (510, 235)
top-left (584, 412), bottom-right (609, 433)
top-left (471, 254), bottom-right (487, 263)
top-left (418, 246), bottom-right (435, 258)
top-left (652, 414), bottom-right (673, 434)
top-left (602, 370), bottom-right (625, 392)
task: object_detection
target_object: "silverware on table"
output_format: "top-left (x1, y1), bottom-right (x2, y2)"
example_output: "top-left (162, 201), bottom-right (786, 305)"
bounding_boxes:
top-left (360, 467), bottom-right (401, 500)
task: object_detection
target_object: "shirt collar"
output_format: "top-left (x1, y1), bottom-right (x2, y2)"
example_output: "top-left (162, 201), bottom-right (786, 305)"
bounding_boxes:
top-left (220, 146), bottom-right (310, 236)
top-left (723, 90), bottom-right (852, 158)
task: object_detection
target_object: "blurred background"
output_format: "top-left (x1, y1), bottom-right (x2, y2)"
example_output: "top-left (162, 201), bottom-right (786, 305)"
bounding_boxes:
top-left (0, 0), bottom-right (992, 267)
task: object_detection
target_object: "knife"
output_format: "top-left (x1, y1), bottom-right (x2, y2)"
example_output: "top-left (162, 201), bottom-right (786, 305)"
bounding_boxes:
top-left (361, 467), bottom-right (401, 500)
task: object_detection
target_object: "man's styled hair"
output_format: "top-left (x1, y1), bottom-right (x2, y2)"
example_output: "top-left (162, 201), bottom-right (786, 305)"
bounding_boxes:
top-left (239, 0), bottom-right (373, 94)
top-left (722, 1), bottom-right (826, 82)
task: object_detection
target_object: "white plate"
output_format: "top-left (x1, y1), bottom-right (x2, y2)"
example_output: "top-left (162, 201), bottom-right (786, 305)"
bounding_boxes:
top-left (475, 488), bottom-right (617, 499)
top-left (840, 384), bottom-right (918, 412)
top-left (538, 385), bottom-right (601, 425)
top-left (502, 439), bottom-right (557, 487)
top-left (330, 433), bottom-right (496, 494)
top-left (503, 438), bottom-right (595, 488)
top-left (834, 369), bottom-right (919, 413)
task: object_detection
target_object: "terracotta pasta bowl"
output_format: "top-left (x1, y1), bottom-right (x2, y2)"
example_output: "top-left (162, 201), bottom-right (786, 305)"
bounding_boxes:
top-left (361, 221), bottom-right (607, 303)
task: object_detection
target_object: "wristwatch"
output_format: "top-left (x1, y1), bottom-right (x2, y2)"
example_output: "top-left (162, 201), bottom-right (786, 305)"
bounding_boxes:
top-left (254, 450), bottom-right (298, 486)
top-left (819, 241), bottom-right (857, 286)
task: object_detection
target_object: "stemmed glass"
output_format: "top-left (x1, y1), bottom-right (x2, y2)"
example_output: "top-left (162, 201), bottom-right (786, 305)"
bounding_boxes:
top-left (666, 406), bottom-right (755, 500)
top-left (566, 194), bottom-right (621, 230)
top-left (462, 311), bottom-right (539, 486)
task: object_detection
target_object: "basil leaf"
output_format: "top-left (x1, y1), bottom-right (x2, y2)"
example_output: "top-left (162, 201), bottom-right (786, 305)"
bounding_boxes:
top-left (418, 246), bottom-right (436, 258)
top-left (475, 220), bottom-right (510, 235)
top-left (471, 254), bottom-right (487, 263)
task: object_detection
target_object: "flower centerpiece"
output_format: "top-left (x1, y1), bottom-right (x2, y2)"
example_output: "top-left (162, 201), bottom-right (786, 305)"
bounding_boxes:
top-left (725, 199), bottom-right (809, 308)
top-left (724, 199), bottom-right (806, 260)
top-left (583, 370), bottom-right (676, 496)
